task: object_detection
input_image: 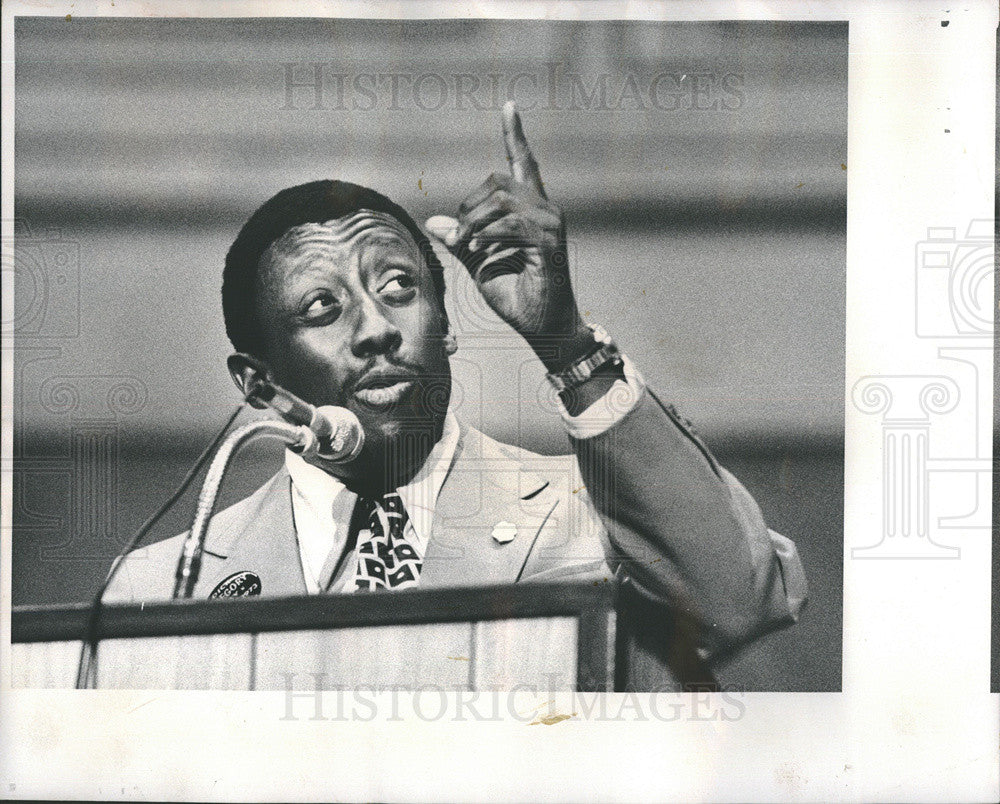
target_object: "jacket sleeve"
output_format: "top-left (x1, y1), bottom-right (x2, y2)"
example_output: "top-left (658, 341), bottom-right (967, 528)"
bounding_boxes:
top-left (569, 385), bottom-right (808, 660)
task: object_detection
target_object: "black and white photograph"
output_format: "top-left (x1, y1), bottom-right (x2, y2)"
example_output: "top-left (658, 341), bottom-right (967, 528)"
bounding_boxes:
top-left (9, 14), bottom-right (842, 693)
top-left (1, 1), bottom-right (996, 801)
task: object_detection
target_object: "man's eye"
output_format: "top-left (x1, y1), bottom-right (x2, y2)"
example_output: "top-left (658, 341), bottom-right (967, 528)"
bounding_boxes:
top-left (380, 274), bottom-right (416, 297)
top-left (303, 294), bottom-right (339, 320)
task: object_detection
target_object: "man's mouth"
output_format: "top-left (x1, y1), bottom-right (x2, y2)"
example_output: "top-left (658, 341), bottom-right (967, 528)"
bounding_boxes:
top-left (351, 372), bottom-right (418, 410)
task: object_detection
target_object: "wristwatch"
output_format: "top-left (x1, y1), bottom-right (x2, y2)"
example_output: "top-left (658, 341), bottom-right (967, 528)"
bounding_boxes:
top-left (545, 324), bottom-right (623, 393)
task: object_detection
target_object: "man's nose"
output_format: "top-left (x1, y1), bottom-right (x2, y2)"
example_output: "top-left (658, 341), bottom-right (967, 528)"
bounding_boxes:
top-left (350, 296), bottom-right (403, 358)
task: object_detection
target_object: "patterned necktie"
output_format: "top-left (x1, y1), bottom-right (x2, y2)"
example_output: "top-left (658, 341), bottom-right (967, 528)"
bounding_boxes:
top-left (353, 492), bottom-right (422, 591)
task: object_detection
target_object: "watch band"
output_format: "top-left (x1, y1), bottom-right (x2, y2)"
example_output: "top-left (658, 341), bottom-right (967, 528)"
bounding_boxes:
top-left (546, 324), bottom-right (622, 393)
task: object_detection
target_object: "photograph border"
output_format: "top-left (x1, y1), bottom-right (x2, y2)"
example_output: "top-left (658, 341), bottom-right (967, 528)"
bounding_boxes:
top-left (1, 1), bottom-right (996, 801)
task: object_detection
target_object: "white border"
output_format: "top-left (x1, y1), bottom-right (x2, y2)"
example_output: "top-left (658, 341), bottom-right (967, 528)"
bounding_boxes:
top-left (1, 1), bottom-right (997, 801)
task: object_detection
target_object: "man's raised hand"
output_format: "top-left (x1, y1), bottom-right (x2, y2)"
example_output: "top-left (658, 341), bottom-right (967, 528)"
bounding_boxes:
top-left (426, 102), bottom-right (589, 371)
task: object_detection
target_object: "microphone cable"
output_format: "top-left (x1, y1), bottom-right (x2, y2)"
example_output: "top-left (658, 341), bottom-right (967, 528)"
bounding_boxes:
top-left (74, 401), bottom-right (248, 689)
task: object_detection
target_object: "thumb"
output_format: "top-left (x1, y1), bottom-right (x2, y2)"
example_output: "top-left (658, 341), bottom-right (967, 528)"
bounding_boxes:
top-left (424, 215), bottom-right (461, 249)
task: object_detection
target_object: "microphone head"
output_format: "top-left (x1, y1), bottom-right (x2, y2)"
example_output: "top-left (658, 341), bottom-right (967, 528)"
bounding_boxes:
top-left (314, 405), bottom-right (365, 462)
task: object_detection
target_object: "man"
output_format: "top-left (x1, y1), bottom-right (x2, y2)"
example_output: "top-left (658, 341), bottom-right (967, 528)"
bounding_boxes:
top-left (108, 103), bottom-right (806, 686)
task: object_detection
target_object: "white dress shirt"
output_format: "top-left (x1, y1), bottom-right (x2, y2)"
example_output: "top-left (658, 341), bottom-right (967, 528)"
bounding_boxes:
top-left (286, 410), bottom-right (461, 593)
top-left (285, 353), bottom-right (645, 593)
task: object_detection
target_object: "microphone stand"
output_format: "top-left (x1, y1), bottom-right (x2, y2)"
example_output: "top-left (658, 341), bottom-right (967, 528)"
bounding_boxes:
top-left (172, 418), bottom-right (317, 599)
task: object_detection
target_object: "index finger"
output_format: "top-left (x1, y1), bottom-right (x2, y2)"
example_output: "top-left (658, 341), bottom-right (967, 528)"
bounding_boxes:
top-left (502, 101), bottom-right (546, 198)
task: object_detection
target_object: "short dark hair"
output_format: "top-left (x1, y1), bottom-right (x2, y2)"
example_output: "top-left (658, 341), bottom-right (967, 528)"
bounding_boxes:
top-left (223, 179), bottom-right (447, 355)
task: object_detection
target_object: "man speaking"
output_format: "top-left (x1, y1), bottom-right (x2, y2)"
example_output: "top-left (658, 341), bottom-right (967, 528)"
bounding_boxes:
top-left (108, 103), bottom-right (807, 680)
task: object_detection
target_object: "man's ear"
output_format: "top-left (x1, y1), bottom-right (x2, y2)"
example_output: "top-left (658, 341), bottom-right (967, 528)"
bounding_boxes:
top-left (227, 352), bottom-right (272, 409)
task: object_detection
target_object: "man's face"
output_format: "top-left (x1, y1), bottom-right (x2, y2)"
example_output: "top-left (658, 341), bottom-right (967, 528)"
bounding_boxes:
top-left (254, 210), bottom-right (452, 473)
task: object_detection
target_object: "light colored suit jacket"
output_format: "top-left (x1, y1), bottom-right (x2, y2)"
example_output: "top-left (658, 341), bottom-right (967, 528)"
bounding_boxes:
top-left (108, 388), bottom-right (807, 686)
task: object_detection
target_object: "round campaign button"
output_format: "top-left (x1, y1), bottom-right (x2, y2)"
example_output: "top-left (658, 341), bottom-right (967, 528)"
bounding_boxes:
top-left (491, 521), bottom-right (518, 544)
top-left (209, 571), bottom-right (262, 598)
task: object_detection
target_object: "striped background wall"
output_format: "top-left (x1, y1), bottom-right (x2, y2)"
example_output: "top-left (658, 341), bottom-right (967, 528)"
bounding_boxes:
top-left (12, 18), bottom-right (847, 690)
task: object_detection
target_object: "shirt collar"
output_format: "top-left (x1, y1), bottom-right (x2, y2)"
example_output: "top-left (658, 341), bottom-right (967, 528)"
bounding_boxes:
top-left (283, 410), bottom-right (461, 549)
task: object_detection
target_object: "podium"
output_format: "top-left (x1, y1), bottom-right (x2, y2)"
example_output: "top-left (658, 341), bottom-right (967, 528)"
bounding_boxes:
top-left (11, 581), bottom-right (617, 691)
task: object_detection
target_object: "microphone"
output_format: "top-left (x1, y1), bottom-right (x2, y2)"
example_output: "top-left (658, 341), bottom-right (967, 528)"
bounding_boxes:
top-left (247, 378), bottom-right (364, 462)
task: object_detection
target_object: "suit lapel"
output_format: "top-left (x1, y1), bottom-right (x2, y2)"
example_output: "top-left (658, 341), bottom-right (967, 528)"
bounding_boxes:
top-left (191, 425), bottom-right (558, 596)
top-left (197, 469), bottom-right (308, 598)
top-left (421, 425), bottom-right (558, 588)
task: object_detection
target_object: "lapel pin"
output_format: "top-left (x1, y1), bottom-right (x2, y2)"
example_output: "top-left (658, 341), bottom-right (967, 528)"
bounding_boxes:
top-left (210, 570), bottom-right (262, 598)
top-left (491, 521), bottom-right (518, 544)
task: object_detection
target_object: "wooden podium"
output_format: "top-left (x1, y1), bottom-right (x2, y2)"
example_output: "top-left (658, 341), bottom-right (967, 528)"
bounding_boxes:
top-left (11, 581), bottom-right (617, 692)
